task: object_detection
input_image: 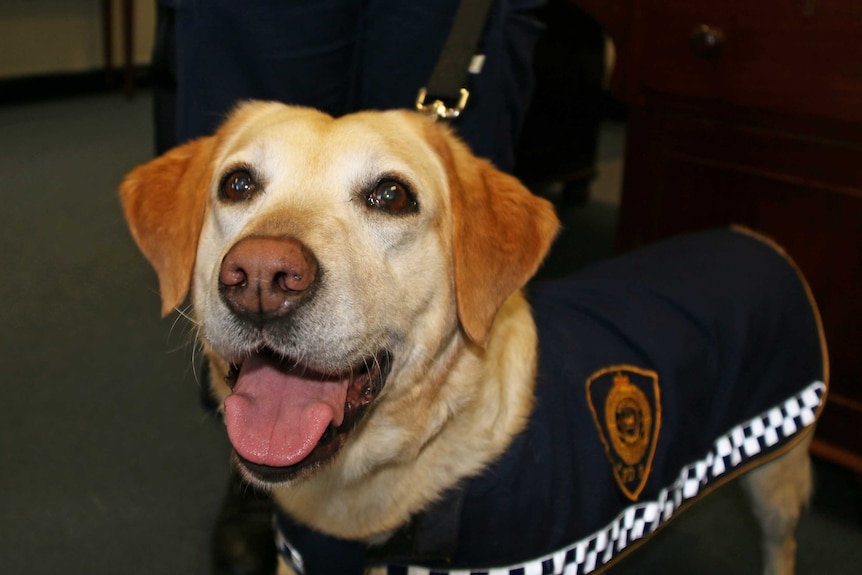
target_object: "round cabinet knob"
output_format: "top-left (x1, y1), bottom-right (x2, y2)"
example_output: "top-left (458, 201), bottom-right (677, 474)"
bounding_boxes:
top-left (690, 25), bottom-right (725, 59)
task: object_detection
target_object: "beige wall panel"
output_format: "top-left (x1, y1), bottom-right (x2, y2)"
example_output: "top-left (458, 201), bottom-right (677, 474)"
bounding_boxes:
top-left (0, 0), bottom-right (154, 78)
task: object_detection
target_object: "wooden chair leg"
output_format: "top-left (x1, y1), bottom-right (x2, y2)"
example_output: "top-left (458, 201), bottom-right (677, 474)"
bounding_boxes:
top-left (101, 0), bottom-right (113, 87)
top-left (122, 0), bottom-right (135, 98)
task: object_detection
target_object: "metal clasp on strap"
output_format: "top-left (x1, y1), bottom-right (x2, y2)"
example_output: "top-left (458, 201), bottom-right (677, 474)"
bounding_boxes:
top-left (415, 88), bottom-right (470, 120)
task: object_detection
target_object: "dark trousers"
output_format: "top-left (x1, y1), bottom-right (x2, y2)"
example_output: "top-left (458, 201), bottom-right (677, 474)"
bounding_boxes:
top-left (152, 0), bottom-right (545, 171)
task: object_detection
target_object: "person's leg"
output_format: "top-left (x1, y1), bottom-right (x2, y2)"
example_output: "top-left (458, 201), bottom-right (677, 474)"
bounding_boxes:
top-left (357, 0), bottom-right (545, 171)
top-left (151, 2), bottom-right (177, 154)
top-left (172, 0), bottom-right (544, 166)
top-left (353, 0), bottom-right (460, 112)
top-left (456, 0), bottom-right (546, 171)
top-left (173, 0), bottom-right (362, 142)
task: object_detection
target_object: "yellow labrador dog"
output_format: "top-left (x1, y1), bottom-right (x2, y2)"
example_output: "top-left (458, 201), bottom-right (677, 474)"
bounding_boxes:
top-left (121, 102), bottom-right (827, 575)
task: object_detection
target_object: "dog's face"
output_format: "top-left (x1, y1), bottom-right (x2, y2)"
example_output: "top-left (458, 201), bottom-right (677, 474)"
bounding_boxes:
top-left (121, 102), bottom-right (558, 493)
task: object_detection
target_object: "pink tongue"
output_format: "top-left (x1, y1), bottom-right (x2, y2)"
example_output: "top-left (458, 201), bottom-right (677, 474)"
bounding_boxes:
top-left (224, 355), bottom-right (349, 467)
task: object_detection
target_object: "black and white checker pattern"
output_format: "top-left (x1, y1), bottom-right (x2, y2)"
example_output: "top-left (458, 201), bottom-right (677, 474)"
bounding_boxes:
top-left (384, 380), bottom-right (826, 575)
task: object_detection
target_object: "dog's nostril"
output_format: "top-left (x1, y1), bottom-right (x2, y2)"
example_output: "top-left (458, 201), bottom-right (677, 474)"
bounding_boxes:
top-left (275, 271), bottom-right (307, 293)
top-left (220, 264), bottom-right (248, 288)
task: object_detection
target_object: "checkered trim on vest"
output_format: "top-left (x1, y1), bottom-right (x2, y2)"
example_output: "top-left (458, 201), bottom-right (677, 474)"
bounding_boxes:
top-left (381, 380), bottom-right (826, 575)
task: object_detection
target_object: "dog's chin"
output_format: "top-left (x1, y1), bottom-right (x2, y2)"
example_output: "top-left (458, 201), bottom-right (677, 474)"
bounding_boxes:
top-left (224, 348), bottom-right (392, 489)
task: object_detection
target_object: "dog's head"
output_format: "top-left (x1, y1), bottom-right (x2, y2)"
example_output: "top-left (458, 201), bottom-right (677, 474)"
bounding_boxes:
top-left (121, 102), bottom-right (558, 490)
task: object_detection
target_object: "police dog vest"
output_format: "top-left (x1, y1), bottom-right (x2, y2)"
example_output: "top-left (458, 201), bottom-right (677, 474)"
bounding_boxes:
top-left (274, 228), bottom-right (828, 575)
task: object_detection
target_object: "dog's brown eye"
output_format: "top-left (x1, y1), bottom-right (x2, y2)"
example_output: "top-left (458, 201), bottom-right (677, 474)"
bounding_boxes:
top-left (367, 180), bottom-right (417, 214)
top-left (221, 169), bottom-right (258, 202)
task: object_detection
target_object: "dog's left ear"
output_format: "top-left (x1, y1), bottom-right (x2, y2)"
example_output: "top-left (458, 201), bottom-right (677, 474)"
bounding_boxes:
top-left (445, 138), bottom-right (560, 346)
top-left (120, 137), bottom-right (216, 316)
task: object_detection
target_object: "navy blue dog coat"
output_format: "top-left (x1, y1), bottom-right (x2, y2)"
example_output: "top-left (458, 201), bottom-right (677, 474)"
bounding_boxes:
top-left (273, 228), bottom-right (828, 575)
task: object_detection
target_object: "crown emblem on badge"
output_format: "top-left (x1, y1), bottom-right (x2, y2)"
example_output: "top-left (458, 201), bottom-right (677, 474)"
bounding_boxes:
top-left (587, 366), bottom-right (661, 501)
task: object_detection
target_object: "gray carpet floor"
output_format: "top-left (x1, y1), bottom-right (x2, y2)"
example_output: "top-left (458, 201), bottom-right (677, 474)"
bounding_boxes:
top-left (0, 92), bottom-right (860, 574)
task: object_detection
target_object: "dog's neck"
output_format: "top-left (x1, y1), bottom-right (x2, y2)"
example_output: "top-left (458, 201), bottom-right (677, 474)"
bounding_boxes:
top-left (272, 290), bottom-right (539, 543)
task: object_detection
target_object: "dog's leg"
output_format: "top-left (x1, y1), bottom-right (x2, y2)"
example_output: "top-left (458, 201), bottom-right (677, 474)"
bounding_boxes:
top-left (741, 433), bottom-right (813, 575)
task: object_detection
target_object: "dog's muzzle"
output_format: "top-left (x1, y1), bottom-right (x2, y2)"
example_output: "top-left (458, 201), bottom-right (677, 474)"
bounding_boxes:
top-left (215, 235), bottom-right (393, 484)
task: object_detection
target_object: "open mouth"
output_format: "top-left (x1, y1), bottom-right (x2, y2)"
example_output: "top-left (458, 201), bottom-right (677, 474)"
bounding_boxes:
top-left (223, 347), bottom-right (391, 485)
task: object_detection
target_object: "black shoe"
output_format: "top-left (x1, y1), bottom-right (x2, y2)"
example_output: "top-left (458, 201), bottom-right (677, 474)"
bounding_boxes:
top-left (211, 468), bottom-right (278, 575)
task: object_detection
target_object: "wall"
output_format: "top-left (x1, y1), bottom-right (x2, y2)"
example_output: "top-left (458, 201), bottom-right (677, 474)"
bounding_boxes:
top-left (0, 0), bottom-right (155, 79)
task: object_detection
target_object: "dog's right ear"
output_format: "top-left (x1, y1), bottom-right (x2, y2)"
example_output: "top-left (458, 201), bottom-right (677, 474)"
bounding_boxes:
top-left (424, 120), bottom-right (559, 347)
top-left (120, 137), bottom-right (216, 316)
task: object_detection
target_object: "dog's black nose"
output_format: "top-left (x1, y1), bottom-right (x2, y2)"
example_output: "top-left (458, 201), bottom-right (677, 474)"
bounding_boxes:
top-left (219, 236), bottom-right (319, 320)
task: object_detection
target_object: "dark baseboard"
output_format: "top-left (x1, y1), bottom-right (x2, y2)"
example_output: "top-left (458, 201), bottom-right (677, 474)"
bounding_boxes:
top-left (0, 67), bottom-right (151, 107)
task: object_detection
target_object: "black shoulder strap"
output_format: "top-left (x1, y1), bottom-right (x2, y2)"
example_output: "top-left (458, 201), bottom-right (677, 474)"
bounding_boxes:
top-left (416, 0), bottom-right (495, 120)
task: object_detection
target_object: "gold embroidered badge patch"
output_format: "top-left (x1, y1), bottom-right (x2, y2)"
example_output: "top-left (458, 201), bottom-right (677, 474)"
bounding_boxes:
top-left (586, 366), bottom-right (661, 501)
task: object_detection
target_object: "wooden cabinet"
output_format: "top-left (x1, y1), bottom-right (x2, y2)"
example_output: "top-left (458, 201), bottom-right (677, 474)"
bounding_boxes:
top-left (576, 0), bottom-right (862, 471)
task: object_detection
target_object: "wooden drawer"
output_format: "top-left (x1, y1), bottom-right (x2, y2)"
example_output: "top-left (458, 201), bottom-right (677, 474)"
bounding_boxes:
top-left (628, 0), bottom-right (862, 123)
